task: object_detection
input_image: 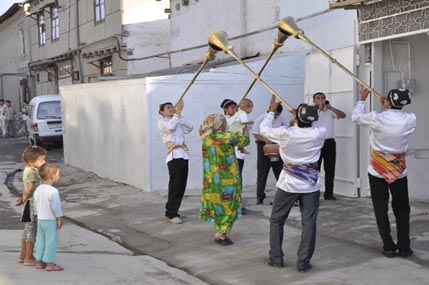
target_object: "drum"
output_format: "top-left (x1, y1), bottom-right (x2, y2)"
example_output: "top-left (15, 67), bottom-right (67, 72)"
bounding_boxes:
top-left (263, 143), bottom-right (280, 162)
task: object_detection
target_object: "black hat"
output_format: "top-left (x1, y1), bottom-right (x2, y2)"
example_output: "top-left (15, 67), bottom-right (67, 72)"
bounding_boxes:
top-left (220, 99), bottom-right (237, 109)
top-left (387, 89), bottom-right (411, 108)
top-left (297, 104), bottom-right (319, 124)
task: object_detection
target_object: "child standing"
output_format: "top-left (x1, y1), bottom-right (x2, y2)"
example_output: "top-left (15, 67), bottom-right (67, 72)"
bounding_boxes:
top-left (15, 146), bottom-right (47, 266)
top-left (157, 99), bottom-right (193, 224)
top-left (220, 99), bottom-right (237, 123)
top-left (33, 163), bottom-right (64, 271)
top-left (229, 99), bottom-right (254, 154)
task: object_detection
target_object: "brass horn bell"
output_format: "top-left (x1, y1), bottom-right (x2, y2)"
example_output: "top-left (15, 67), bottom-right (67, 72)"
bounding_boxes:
top-left (278, 16), bottom-right (304, 39)
top-left (208, 30), bottom-right (233, 53)
top-left (278, 16), bottom-right (382, 98)
top-left (208, 30), bottom-right (294, 111)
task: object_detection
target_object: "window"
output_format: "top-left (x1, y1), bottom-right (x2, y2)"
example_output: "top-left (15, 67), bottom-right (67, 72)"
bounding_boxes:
top-left (38, 14), bottom-right (46, 45)
top-left (95, 0), bottom-right (105, 22)
top-left (51, 7), bottom-right (59, 40)
top-left (101, 57), bottom-right (112, 75)
top-left (37, 101), bottom-right (61, 119)
top-left (19, 29), bottom-right (25, 56)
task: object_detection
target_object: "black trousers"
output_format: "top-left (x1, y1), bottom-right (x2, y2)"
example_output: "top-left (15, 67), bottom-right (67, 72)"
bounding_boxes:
top-left (317, 138), bottom-right (336, 198)
top-left (166, 158), bottom-right (189, 218)
top-left (368, 174), bottom-right (411, 251)
top-left (256, 142), bottom-right (283, 201)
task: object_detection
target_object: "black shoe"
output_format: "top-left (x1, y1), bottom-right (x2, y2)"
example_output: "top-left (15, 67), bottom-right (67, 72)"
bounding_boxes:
top-left (267, 260), bottom-right (284, 268)
top-left (297, 263), bottom-right (312, 272)
top-left (241, 207), bottom-right (247, 215)
top-left (324, 196), bottom-right (337, 201)
top-left (257, 199), bottom-right (264, 205)
top-left (382, 249), bottom-right (396, 258)
top-left (398, 248), bottom-right (413, 257)
top-left (214, 236), bottom-right (234, 246)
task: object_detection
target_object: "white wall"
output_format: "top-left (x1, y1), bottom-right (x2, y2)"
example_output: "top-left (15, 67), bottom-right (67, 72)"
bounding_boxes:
top-left (60, 79), bottom-right (150, 190)
top-left (169, 0), bottom-right (281, 66)
top-left (148, 55), bottom-right (304, 191)
top-left (61, 0), bottom-right (362, 195)
top-left (124, 19), bottom-right (171, 75)
top-left (61, 53), bottom-right (304, 191)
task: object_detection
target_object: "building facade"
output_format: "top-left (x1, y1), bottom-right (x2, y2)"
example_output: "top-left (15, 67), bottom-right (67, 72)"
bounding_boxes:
top-left (0, 0), bottom-right (171, 102)
top-left (0, 3), bottom-right (29, 109)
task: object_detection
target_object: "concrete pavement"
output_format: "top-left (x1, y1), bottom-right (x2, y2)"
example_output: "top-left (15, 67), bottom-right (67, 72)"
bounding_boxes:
top-left (0, 154), bottom-right (208, 285)
top-left (1, 138), bottom-right (429, 284)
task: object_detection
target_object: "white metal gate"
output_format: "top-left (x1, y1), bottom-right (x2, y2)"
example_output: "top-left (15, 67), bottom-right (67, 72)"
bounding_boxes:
top-left (304, 47), bottom-right (358, 197)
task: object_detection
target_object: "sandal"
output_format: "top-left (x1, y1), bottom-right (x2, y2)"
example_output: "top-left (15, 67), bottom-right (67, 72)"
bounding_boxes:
top-left (23, 260), bottom-right (37, 266)
top-left (45, 265), bottom-right (64, 272)
top-left (17, 258), bottom-right (24, 263)
top-left (214, 236), bottom-right (234, 246)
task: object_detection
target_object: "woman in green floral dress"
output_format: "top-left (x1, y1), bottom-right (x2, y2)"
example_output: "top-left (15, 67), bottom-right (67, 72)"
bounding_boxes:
top-left (198, 114), bottom-right (250, 245)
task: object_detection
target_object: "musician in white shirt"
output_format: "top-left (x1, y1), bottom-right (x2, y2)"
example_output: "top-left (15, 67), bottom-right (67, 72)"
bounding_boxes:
top-left (352, 88), bottom-right (416, 258)
top-left (253, 103), bottom-right (290, 204)
top-left (261, 101), bottom-right (326, 272)
top-left (158, 99), bottom-right (193, 224)
top-left (313, 92), bottom-right (346, 200)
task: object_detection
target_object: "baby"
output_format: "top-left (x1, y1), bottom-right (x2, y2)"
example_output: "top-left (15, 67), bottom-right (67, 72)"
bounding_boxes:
top-left (228, 99), bottom-right (254, 154)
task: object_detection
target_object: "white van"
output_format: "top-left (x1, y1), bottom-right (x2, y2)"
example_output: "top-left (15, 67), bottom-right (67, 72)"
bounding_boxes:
top-left (28, 94), bottom-right (63, 146)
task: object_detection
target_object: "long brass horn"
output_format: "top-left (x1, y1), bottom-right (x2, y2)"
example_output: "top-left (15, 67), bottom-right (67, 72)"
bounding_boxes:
top-left (278, 16), bottom-right (383, 98)
top-left (240, 22), bottom-right (293, 102)
top-left (175, 47), bottom-right (217, 105)
top-left (209, 30), bottom-right (294, 111)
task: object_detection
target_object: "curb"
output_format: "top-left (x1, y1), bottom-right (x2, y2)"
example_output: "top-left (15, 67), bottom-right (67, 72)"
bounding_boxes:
top-left (5, 169), bottom-right (23, 195)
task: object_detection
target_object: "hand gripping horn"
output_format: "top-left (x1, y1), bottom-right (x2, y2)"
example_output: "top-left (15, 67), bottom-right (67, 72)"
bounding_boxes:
top-left (278, 16), bottom-right (382, 98)
top-left (175, 47), bottom-right (217, 105)
top-left (240, 21), bottom-right (294, 102)
top-left (209, 30), bottom-right (294, 111)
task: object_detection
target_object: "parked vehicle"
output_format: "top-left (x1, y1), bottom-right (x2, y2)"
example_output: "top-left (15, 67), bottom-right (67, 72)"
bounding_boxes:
top-left (28, 95), bottom-right (63, 146)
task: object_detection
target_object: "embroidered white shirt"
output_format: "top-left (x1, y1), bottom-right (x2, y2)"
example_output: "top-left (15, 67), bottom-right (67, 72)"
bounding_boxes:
top-left (260, 112), bottom-right (326, 193)
top-left (352, 101), bottom-right (416, 177)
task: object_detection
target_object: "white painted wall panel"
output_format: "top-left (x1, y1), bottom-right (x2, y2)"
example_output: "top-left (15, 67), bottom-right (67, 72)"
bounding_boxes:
top-left (60, 79), bottom-right (149, 190)
top-left (61, 54), bottom-right (304, 192)
top-left (304, 47), bottom-right (358, 197)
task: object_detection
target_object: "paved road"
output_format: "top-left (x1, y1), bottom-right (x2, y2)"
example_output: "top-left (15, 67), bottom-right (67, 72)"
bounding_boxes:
top-left (0, 137), bottom-right (208, 285)
top-left (2, 136), bottom-right (429, 285)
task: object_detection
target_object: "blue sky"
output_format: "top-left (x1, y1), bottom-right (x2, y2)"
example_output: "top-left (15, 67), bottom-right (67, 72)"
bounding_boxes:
top-left (0, 0), bottom-right (18, 16)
